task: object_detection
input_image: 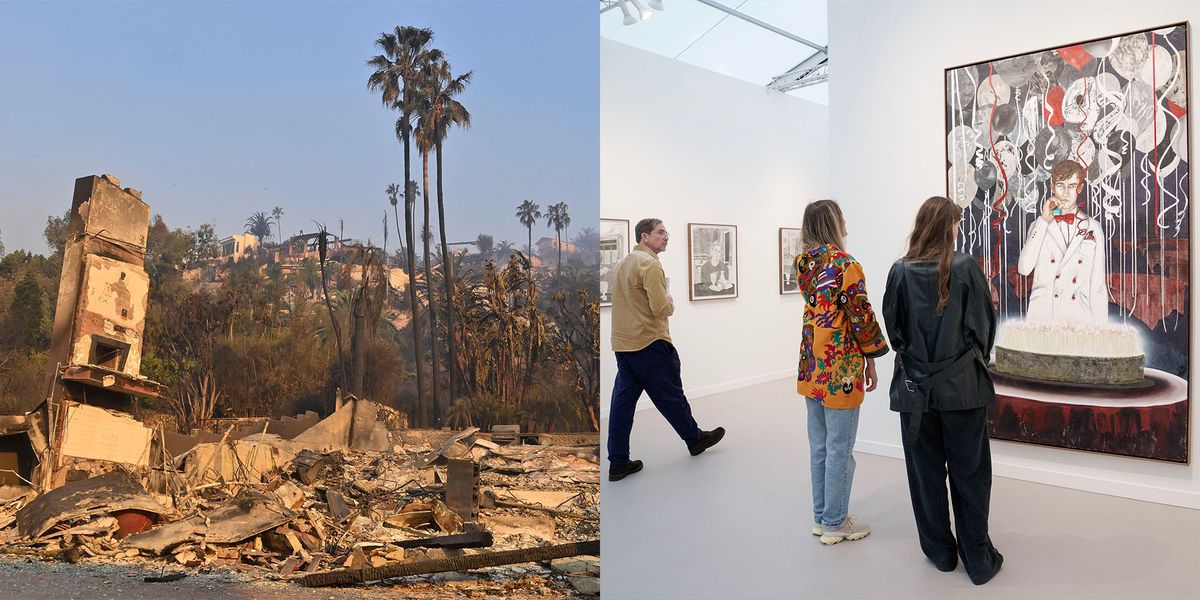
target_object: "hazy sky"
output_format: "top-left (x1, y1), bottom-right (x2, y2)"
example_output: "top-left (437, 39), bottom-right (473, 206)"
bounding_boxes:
top-left (0, 0), bottom-right (598, 255)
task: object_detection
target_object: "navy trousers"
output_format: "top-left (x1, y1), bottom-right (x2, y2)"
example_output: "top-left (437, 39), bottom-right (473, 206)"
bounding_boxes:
top-left (608, 340), bottom-right (703, 467)
top-left (900, 407), bottom-right (1003, 585)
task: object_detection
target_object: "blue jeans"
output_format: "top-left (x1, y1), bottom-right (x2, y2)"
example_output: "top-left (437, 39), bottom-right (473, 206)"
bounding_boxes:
top-left (806, 397), bottom-right (860, 528)
top-left (608, 340), bottom-right (703, 467)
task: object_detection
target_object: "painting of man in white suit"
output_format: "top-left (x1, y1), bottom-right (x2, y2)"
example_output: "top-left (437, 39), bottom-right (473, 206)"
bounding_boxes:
top-left (1016, 160), bottom-right (1107, 324)
top-left (946, 24), bottom-right (1191, 463)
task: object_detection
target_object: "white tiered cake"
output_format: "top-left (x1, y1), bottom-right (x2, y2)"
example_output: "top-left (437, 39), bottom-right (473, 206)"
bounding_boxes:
top-left (994, 321), bottom-right (1145, 386)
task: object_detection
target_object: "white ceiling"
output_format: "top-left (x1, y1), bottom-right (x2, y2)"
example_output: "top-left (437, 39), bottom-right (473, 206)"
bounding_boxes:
top-left (600, 0), bottom-right (829, 105)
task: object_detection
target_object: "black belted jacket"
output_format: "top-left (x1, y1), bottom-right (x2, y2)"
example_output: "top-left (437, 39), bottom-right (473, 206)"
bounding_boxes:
top-left (881, 253), bottom-right (997, 414)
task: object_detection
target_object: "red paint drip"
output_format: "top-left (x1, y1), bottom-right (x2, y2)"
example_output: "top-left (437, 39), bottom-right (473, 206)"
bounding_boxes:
top-left (987, 64), bottom-right (1009, 272)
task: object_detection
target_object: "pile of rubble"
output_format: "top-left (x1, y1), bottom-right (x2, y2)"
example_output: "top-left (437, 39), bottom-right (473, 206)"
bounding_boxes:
top-left (0, 400), bottom-right (599, 596)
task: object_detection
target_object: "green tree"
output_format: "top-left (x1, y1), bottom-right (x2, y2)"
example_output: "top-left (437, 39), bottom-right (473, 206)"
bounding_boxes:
top-left (516, 200), bottom-right (541, 258)
top-left (44, 209), bottom-right (71, 257)
top-left (146, 215), bottom-right (196, 284)
top-left (300, 257), bottom-right (321, 298)
top-left (245, 211), bottom-right (273, 245)
top-left (193, 223), bottom-right (217, 262)
top-left (9, 272), bottom-right (48, 349)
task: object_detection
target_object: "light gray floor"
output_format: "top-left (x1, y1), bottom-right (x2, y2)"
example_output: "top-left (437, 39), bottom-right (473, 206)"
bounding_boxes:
top-left (600, 378), bottom-right (1200, 600)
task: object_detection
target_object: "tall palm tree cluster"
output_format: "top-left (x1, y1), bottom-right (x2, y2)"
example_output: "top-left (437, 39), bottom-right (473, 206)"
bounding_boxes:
top-left (545, 201), bottom-right (571, 276)
top-left (513, 200), bottom-right (572, 275)
top-left (367, 26), bottom-right (598, 432)
top-left (368, 26), bottom-right (471, 428)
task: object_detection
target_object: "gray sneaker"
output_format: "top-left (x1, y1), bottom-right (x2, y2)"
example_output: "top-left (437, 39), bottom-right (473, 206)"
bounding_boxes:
top-left (819, 515), bottom-right (870, 545)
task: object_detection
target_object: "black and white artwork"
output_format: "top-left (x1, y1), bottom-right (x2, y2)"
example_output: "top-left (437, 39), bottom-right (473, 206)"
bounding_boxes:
top-left (688, 223), bottom-right (737, 301)
top-left (780, 227), bottom-right (803, 295)
top-left (599, 218), bottom-right (629, 307)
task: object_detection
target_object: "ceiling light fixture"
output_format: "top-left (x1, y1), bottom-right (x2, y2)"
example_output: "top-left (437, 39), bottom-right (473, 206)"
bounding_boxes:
top-left (629, 0), bottom-right (653, 21)
top-left (604, 0), bottom-right (664, 26)
top-left (616, 0), bottom-right (638, 26)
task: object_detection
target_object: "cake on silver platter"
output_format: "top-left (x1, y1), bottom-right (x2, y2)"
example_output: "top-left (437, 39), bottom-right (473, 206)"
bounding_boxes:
top-left (993, 321), bottom-right (1146, 387)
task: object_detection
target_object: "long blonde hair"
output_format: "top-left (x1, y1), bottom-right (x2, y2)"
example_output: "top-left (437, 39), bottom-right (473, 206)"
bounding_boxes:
top-left (801, 199), bottom-right (846, 251)
top-left (903, 196), bottom-right (962, 314)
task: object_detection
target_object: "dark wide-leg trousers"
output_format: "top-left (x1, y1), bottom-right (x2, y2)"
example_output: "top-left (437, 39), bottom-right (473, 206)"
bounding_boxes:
top-left (900, 407), bottom-right (1003, 585)
top-left (608, 340), bottom-right (703, 468)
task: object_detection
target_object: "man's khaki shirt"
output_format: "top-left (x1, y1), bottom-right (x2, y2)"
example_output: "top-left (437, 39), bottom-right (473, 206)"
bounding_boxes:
top-left (610, 243), bottom-right (674, 352)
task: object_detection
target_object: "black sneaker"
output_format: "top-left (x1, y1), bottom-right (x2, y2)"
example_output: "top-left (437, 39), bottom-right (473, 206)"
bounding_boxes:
top-left (609, 460), bottom-right (644, 481)
top-left (688, 427), bottom-right (726, 456)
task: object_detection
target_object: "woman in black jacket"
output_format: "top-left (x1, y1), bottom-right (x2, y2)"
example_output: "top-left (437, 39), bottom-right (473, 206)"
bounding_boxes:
top-left (882, 196), bottom-right (1003, 585)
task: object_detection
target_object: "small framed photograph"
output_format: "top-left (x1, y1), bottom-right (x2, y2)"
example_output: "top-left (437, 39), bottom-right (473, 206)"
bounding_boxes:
top-left (688, 223), bottom-right (737, 301)
top-left (599, 218), bottom-right (630, 307)
top-left (779, 227), bottom-right (803, 295)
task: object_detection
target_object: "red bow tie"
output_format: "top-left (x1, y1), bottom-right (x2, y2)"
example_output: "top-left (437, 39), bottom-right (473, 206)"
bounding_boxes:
top-left (1053, 214), bottom-right (1076, 225)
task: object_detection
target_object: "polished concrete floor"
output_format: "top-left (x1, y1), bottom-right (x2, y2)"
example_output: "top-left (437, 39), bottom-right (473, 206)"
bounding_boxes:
top-left (600, 378), bottom-right (1200, 600)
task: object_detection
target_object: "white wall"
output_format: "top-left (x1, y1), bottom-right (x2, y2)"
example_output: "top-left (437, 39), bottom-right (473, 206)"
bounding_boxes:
top-left (830, 0), bottom-right (1200, 508)
top-left (600, 40), bottom-right (830, 418)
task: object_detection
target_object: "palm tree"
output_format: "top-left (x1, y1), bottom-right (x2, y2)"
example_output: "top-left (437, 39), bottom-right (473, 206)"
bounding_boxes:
top-left (496, 240), bottom-right (516, 260)
top-left (368, 26), bottom-right (442, 426)
top-left (386, 183), bottom-right (405, 266)
top-left (413, 62), bottom-right (443, 425)
top-left (272, 206), bottom-right (284, 245)
top-left (545, 202), bottom-right (571, 277)
top-left (516, 200), bottom-right (541, 258)
top-left (418, 58), bottom-right (472, 404)
top-left (245, 211), bottom-right (273, 245)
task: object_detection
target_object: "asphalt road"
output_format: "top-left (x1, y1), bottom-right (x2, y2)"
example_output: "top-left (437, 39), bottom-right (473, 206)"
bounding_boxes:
top-left (0, 554), bottom-right (585, 599)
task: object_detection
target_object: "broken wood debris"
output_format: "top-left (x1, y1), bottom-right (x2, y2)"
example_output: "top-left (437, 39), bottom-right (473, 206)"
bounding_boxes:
top-left (298, 539), bottom-right (599, 587)
top-left (0, 421), bottom-right (598, 596)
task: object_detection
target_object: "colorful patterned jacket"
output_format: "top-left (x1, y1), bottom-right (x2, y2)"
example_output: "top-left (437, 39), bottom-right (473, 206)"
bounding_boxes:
top-left (795, 244), bottom-right (889, 409)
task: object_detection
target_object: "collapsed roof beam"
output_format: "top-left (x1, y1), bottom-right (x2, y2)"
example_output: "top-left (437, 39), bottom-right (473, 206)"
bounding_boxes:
top-left (693, 0), bottom-right (827, 53)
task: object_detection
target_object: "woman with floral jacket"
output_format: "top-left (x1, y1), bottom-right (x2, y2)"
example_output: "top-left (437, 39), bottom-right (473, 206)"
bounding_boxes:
top-left (795, 199), bottom-right (889, 546)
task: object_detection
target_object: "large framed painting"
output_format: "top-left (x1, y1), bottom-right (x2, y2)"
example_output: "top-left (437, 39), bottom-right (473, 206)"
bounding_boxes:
top-left (688, 223), bottom-right (737, 301)
top-left (780, 227), bottom-right (803, 295)
top-left (600, 218), bottom-right (630, 307)
top-left (945, 23), bottom-right (1191, 462)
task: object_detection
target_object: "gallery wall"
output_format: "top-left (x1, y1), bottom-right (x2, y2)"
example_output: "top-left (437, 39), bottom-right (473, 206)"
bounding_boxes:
top-left (829, 0), bottom-right (1200, 507)
top-left (599, 39), bottom-right (830, 418)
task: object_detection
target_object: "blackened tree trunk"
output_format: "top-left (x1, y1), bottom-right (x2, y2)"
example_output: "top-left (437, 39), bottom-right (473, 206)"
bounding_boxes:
top-left (422, 151), bottom-right (442, 426)
top-left (435, 141), bottom-right (460, 401)
top-left (350, 286), bottom-right (367, 398)
top-left (403, 128), bottom-right (428, 426)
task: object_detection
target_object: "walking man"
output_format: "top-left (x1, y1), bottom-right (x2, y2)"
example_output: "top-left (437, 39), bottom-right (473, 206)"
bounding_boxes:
top-left (608, 218), bottom-right (725, 481)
